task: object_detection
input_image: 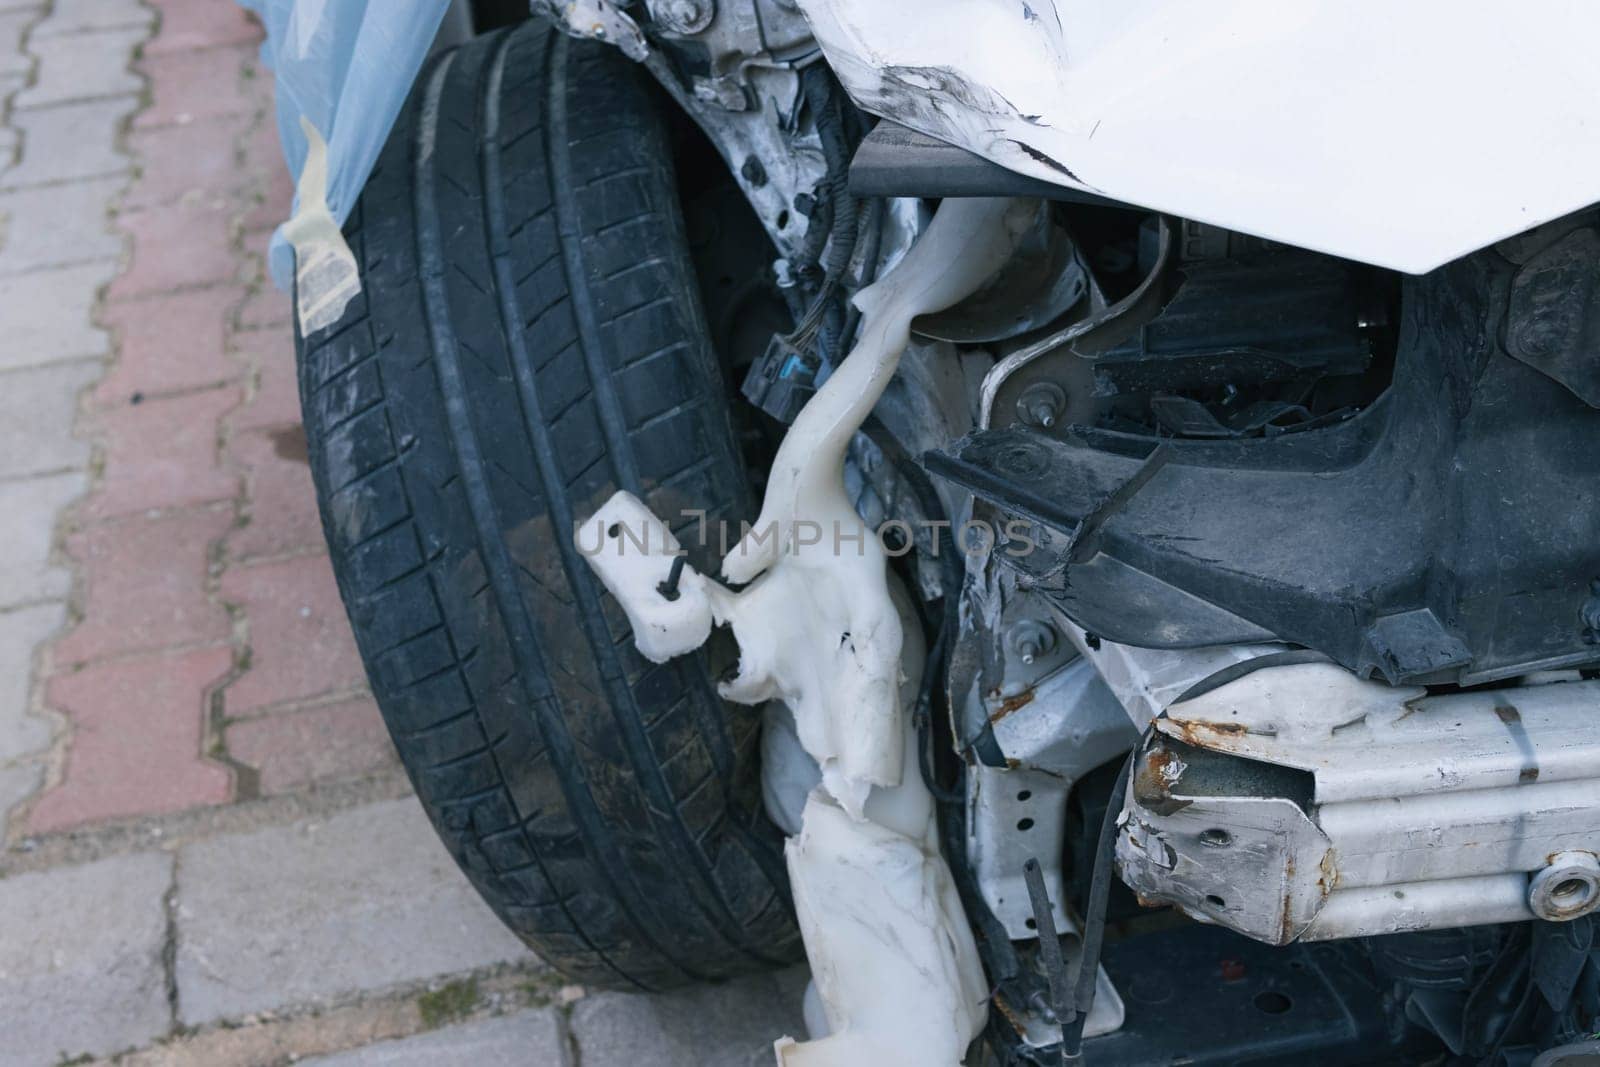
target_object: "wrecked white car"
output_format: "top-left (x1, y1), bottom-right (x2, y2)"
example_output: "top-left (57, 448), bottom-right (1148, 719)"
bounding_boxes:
top-left (258, 0), bottom-right (1600, 1062)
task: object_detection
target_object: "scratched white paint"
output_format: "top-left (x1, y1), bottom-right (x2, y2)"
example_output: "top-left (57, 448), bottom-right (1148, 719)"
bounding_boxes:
top-left (796, 0), bottom-right (1600, 274)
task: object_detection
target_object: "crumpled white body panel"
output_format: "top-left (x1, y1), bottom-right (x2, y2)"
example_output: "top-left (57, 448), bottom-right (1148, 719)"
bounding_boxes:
top-left (795, 0), bottom-right (1600, 274)
top-left (583, 198), bottom-right (1034, 1064)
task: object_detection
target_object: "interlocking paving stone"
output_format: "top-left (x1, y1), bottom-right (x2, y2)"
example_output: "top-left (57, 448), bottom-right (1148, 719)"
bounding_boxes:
top-left (31, 0), bottom-right (153, 37)
top-left (28, 644), bottom-right (234, 830)
top-left (94, 285), bottom-right (246, 404)
top-left (0, 851), bottom-right (173, 1065)
top-left (0, 364), bottom-right (97, 482)
top-left (0, 7), bottom-right (38, 78)
top-left (0, 601), bottom-right (63, 764)
top-left (219, 553), bottom-right (367, 715)
top-left (0, 757), bottom-right (44, 840)
top-left (12, 25), bottom-right (144, 108)
top-left (123, 113), bottom-right (251, 210)
top-left (174, 797), bottom-right (534, 1026)
top-left (229, 324), bottom-right (302, 431)
top-left (226, 694), bottom-right (397, 795)
top-left (141, 0), bottom-right (260, 55)
top-left (569, 968), bottom-right (810, 1067)
top-left (0, 95), bottom-right (138, 188)
top-left (107, 198), bottom-right (239, 300)
top-left (0, 472), bottom-right (83, 606)
top-left (227, 426), bottom-right (324, 560)
top-left (235, 282), bottom-right (293, 330)
top-left (0, 261), bottom-right (117, 369)
top-left (0, 176), bottom-right (124, 273)
top-left (53, 507), bottom-right (234, 665)
top-left (297, 1009), bottom-right (570, 1067)
top-left (134, 42), bottom-right (255, 129)
top-left (78, 385), bottom-right (240, 519)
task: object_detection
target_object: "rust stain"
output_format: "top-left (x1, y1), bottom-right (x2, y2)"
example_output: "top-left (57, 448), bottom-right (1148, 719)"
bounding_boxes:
top-left (1495, 703), bottom-right (1521, 724)
top-left (1521, 766), bottom-right (1541, 782)
top-left (1168, 718), bottom-right (1249, 749)
top-left (1317, 850), bottom-right (1341, 897)
top-left (988, 686), bottom-right (1036, 725)
top-left (1279, 853), bottom-right (1297, 942)
top-left (1133, 745), bottom-right (1192, 815)
top-left (991, 993), bottom-right (1026, 1036)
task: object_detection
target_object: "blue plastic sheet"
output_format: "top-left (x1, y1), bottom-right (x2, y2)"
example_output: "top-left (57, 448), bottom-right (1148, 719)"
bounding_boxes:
top-left (241, 0), bottom-right (449, 306)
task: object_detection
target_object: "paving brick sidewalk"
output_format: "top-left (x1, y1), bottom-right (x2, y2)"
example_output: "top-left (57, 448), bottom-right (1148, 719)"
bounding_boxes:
top-left (0, 2), bottom-right (800, 1063)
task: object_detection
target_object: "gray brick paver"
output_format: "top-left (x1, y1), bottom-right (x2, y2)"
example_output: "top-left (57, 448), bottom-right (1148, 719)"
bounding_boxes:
top-left (0, 175), bottom-right (123, 273)
top-left (0, 601), bottom-right (63, 763)
top-left (298, 1009), bottom-right (571, 1067)
top-left (0, 757), bottom-right (42, 839)
top-left (0, 471), bottom-right (83, 605)
top-left (0, 260), bottom-right (116, 368)
top-left (31, 0), bottom-right (153, 37)
top-left (0, 851), bottom-right (173, 1065)
top-left (1, 94), bottom-right (136, 187)
top-left (0, 360), bottom-right (99, 478)
top-left (569, 969), bottom-right (809, 1067)
top-left (174, 798), bottom-right (535, 1027)
top-left (13, 25), bottom-right (143, 109)
top-left (0, 8), bottom-right (38, 77)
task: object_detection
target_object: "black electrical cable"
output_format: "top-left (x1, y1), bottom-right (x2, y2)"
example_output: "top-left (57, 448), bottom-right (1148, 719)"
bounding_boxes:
top-left (1060, 749), bottom-right (1135, 1059)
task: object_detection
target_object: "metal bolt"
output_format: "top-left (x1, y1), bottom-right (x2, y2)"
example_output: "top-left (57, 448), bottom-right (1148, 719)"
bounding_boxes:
top-left (654, 0), bottom-right (713, 34)
top-left (1015, 382), bottom-right (1066, 431)
top-left (1006, 619), bottom-right (1058, 667)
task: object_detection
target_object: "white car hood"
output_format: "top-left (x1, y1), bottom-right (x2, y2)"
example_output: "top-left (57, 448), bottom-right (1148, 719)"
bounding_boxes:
top-left (798, 0), bottom-right (1600, 273)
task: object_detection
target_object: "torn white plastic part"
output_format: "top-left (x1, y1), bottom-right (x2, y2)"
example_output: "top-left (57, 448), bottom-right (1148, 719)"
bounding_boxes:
top-left (280, 118), bottom-right (361, 336)
top-left (588, 196), bottom-right (1035, 818)
top-left (776, 581), bottom-right (985, 1064)
top-left (580, 197), bottom-right (1033, 1065)
top-left (579, 493), bottom-right (714, 662)
top-left (714, 195), bottom-right (1036, 817)
top-left (778, 753), bottom-right (987, 1065)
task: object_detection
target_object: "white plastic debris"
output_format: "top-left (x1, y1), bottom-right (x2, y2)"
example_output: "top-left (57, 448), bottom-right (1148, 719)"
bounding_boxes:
top-left (580, 197), bottom-right (1035, 1066)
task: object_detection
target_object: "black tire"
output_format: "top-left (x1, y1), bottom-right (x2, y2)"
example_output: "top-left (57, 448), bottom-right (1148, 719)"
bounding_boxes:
top-left (294, 21), bottom-right (801, 990)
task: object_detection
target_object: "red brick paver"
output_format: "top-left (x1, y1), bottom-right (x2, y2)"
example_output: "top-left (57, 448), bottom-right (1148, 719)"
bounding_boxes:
top-left (107, 197), bottom-right (239, 300)
top-left (133, 43), bottom-right (257, 129)
top-left (141, 0), bottom-right (262, 56)
top-left (26, 2), bottom-right (386, 835)
top-left (227, 695), bottom-right (396, 795)
top-left (220, 554), bottom-right (366, 717)
top-left (79, 386), bottom-right (241, 518)
top-left (93, 285), bottom-right (248, 404)
top-left (53, 509), bottom-right (235, 667)
top-left (29, 646), bottom-right (235, 832)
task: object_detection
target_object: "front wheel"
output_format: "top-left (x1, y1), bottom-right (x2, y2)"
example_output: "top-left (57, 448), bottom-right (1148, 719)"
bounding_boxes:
top-left (295, 20), bottom-right (801, 990)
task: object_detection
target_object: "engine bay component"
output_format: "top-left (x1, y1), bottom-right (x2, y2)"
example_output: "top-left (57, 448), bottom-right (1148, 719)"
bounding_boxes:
top-left (911, 200), bottom-right (1087, 344)
top-left (932, 219), bottom-right (1600, 685)
top-left (1530, 852), bottom-right (1600, 923)
top-left (582, 198), bottom-right (1038, 1065)
top-left (847, 120), bottom-right (1119, 205)
top-left (965, 656), bottom-right (1135, 1045)
top-left (1116, 662), bottom-right (1600, 944)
